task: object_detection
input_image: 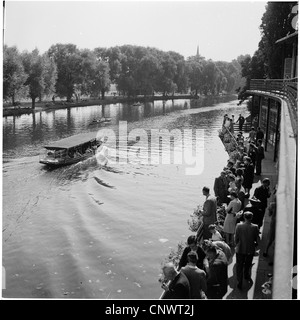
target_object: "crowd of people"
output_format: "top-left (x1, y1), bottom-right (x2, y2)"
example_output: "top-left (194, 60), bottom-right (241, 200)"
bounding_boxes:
top-left (161, 113), bottom-right (276, 299)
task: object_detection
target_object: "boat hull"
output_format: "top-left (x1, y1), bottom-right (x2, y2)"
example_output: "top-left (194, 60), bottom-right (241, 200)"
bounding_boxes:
top-left (39, 153), bottom-right (94, 167)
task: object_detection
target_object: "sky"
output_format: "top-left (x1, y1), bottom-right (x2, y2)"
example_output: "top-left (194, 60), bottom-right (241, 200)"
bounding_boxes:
top-left (3, 0), bottom-right (268, 62)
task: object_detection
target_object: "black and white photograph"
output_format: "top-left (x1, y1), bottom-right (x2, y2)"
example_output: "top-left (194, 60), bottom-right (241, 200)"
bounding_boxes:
top-left (1, 0), bottom-right (298, 302)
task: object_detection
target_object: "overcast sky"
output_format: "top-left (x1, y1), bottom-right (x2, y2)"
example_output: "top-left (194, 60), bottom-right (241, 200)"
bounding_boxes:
top-left (4, 0), bottom-right (267, 62)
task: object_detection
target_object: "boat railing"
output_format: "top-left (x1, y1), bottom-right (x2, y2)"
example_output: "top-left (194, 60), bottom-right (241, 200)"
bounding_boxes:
top-left (249, 78), bottom-right (298, 135)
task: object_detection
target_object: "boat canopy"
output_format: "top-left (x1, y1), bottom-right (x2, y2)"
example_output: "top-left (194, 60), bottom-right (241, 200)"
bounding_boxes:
top-left (43, 132), bottom-right (99, 150)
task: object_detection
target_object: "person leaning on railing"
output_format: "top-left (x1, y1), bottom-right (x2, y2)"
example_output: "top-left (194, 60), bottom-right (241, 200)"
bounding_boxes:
top-left (160, 262), bottom-right (191, 299)
top-left (201, 187), bottom-right (218, 240)
top-left (246, 127), bottom-right (256, 144)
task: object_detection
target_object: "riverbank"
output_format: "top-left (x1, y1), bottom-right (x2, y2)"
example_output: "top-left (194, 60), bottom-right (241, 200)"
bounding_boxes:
top-left (2, 93), bottom-right (238, 117)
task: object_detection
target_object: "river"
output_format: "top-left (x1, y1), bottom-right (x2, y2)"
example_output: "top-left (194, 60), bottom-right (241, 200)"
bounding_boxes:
top-left (2, 97), bottom-right (248, 299)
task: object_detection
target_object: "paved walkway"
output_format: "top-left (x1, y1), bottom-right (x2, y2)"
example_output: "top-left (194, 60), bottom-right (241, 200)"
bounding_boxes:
top-left (224, 145), bottom-right (278, 299)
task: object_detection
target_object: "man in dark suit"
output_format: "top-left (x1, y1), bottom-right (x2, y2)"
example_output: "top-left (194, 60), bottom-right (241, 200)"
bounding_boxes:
top-left (255, 139), bottom-right (265, 175)
top-left (242, 156), bottom-right (254, 193)
top-left (255, 127), bottom-right (264, 144)
top-left (178, 235), bottom-right (206, 271)
top-left (213, 171), bottom-right (229, 205)
top-left (206, 246), bottom-right (228, 299)
top-left (202, 187), bottom-right (217, 239)
top-left (235, 211), bottom-right (260, 289)
top-left (254, 178), bottom-right (271, 218)
top-left (236, 114), bottom-right (245, 131)
top-left (161, 262), bottom-right (191, 299)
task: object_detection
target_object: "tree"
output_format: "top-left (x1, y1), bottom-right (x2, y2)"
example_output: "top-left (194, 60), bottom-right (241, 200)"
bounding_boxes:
top-left (91, 59), bottom-right (111, 99)
top-left (238, 51), bottom-right (266, 100)
top-left (42, 53), bottom-right (58, 100)
top-left (174, 59), bottom-right (189, 93)
top-left (186, 58), bottom-right (204, 96)
top-left (259, 2), bottom-right (297, 78)
top-left (158, 52), bottom-right (178, 95)
top-left (116, 45), bottom-right (140, 97)
top-left (22, 49), bottom-right (46, 109)
top-left (48, 43), bottom-right (82, 101)
top-left (99, 47), bottom-right (122, 83)
top-left (168, 51), bottom-right (189, 94)
top-left (202, 60), bottom-right (219, 95)
top-left (3, 45), bottom-right (28, 105)
top-left (136, 53), bottom-right (161, 96)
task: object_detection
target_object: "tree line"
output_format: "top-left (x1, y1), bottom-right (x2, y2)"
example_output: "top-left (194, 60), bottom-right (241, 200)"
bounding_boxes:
top-left (4, 43), bottom-right (245, 108)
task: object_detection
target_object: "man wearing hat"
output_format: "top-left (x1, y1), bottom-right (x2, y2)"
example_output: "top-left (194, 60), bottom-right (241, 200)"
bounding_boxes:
top-left (235, 211), bottom-right (260, 289)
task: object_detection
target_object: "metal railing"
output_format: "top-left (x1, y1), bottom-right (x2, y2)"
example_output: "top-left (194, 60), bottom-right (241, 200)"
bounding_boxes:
top-left (249, 78), bottom-right (298, 135)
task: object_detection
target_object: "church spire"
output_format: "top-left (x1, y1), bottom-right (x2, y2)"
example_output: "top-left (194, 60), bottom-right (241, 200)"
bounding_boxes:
top-left (196, 45), bottom-right (199, 57)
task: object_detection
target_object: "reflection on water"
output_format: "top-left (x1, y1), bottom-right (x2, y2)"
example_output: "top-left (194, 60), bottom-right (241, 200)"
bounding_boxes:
top-left (3, 96), bottom-right (247, 299)
top-left (2, 95), bottom-right (235, 158)
top-left (3, 100), bottom-right (191, 158)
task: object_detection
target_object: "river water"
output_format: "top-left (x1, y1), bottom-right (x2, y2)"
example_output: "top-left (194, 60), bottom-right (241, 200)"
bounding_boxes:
top-left (2, 97), bottom-right (248, 299)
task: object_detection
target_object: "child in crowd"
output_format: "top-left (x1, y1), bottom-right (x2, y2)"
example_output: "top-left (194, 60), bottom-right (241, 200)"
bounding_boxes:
top-left (208, 224), bottom-right (223, 241)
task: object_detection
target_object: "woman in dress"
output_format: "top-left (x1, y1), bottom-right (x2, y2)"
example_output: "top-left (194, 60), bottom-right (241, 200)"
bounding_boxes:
top-left (223, 191), bottom-right (241, 246)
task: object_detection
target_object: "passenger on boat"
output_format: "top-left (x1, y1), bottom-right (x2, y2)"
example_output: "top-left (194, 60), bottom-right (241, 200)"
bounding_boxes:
top-left (208, 224), bottom-right (223, 241)
top-left (85, 147), bottom-right (93, 154)
top-left (246, 127), bottom-right (256, 144)
top-left (68, 150), bottom-right (74, 158)
top-left (223, 191), bottom-right (241, 247)
top-left (178, 235), bottom-right (207, 271)
top-left (242, 156), bottom-right (255, 193)
top-left (202, 239), bottom-right (232, 264)
top-left (74, 150), bottom-right (82, 158)
top-left (226, 160), bottom-right (236, 175)
top-left (244, 197), bottom-right (264, 229)
top-left (213, 171), bottom-right (229, 206)
top-left (229, 119), bottom-right (234, 133)
top-left (227, 174), bottom-right (237, 193)
top-left (180, 251), bottom-right (207, 299)
top-left (235, 168), bottom-right (245, 186)
top-left (224, 115), bottom-right (230, 128)
top-left (205, 245), bottom-right (228, 299)
top-left (223, 114), bottom-right (229, 126)
top-left (202, 187), bottom-right (218, 240)
top-left (161, 262), bottom-right (191, 299)
top-left (248, 143), bottom-right (257, 167)
top-left (236, 132), bottom-right (244, 144)
top-left (235, 178), bottom-right (246, 210)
